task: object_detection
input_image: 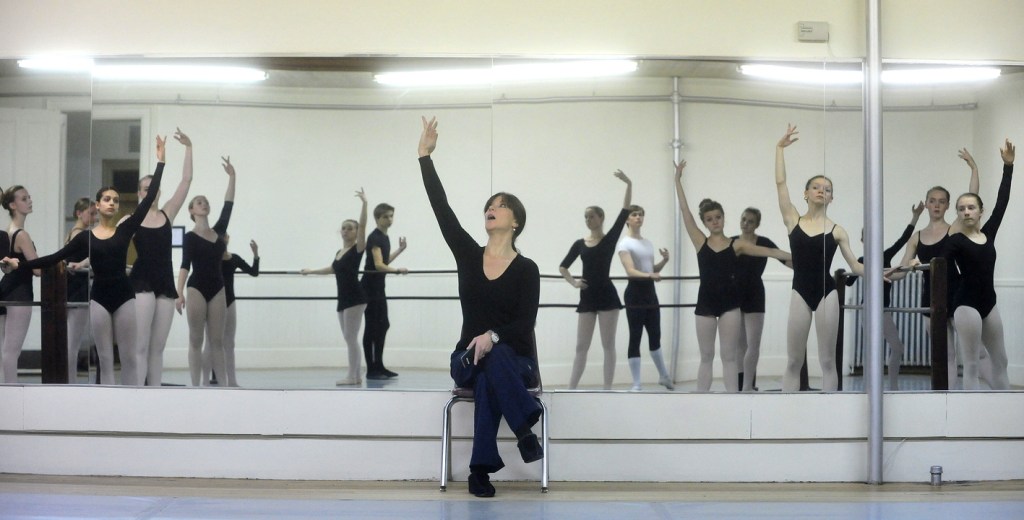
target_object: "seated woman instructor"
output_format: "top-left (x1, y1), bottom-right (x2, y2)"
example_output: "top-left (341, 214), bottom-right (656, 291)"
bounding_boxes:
top-left (418, 116), bottom-right (543, 498)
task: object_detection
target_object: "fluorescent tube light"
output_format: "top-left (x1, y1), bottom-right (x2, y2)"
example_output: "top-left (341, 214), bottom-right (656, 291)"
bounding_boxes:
top-left (374, 60), bottom-right (638, 86)
top-left (92, 65), bottom-right (267, 83)
top-left (740, 64), bottom-right (1001, 85)
top-left (17, 56), bottom-right (95, 72)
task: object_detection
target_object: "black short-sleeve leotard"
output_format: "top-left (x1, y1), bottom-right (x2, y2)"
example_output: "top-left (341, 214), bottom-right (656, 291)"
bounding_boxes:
top-left (130, 210), bottom-right (178, 298)
top-left (731, 235), bottom-right (780, 313)
top-left (944, 164), bottom-right (1013, 319)
top-left (559, 208), bottom-right (628, 313)
top-left (360, 229), bottom-right (390, 301)
top-left (789, 219), bottom-right (838, 311)
top-left (420, 156), bottom-right (540, 358)
top-left (22, 163), bottom-right (164, 314)
top-left (180, 201), bottom-right (233, 302)
top-left (0, 229), bottom-right (35, 303)
top-left (222, 253), bottom-right (259, 307)
top-left (694, 238), bottom-right (742, 317)
top-left (846, 224), bottom-right (914, 308)
top-left (333, 246), bottom-right (367, 312)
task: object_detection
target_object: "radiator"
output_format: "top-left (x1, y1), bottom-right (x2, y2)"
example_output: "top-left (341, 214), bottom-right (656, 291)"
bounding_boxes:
top-left (850, 271), bottom-right (932, 369)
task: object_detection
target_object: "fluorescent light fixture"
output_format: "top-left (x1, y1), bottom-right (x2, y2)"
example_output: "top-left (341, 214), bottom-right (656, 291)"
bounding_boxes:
top-left (374, 60), bottom-right (638, 86)
top-left (92, 65), bottom-right (267, 83)
top-left (18, 56), bottom-right (95, 72)
top-left (740, 64), bottom-right (1001, 85)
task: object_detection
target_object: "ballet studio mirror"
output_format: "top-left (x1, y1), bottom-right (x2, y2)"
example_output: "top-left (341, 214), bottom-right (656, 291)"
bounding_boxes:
top-left (2, 56), bottom-right (1022, 393)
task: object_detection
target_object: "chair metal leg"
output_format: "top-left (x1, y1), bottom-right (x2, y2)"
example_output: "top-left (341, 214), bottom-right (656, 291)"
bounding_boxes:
top-left (439, 396), bottom-right (458, 492)
top-left (539, 399), bottom-right (549, 492)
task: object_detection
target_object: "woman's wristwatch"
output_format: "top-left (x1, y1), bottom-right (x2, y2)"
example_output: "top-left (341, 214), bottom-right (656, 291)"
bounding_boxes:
top-left (488, 330), bottom-right (500, 344)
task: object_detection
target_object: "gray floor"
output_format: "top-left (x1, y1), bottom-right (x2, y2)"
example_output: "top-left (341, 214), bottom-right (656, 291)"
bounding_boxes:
top-left (2, 478), bottom-right (1023, 519)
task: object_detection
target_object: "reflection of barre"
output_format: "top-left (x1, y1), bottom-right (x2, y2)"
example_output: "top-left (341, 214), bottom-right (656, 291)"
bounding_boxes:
top-left (842, 305), bottom-right (930, 313)
top-left (232, 296), bottom-right (697, 309)
top-left (268, 269), bottom-right (702, 281)
top-left (0, 301), bottom-right (42, 307)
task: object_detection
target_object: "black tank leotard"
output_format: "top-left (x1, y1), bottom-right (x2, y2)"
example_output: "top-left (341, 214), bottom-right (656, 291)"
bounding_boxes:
top-left (181, 201), bottom-right (233, 302)
top-left (222, 253), bottom-right (259, 307)
top-left (731, 235), bottom-right (779, 313)
top-left (559, 208), bottom-right (628, 313)
top-left (333, 246), bottom-right (367, 312)
top-left (694, 238), bottom-right (742, 317)
top-left (945, 165), bottom-right (1012, 319)
top-left (130, 210), bottom-right (178, 299)
top-left (22, 163), bottom-right (164, 314)
top-left (915, 233), bottom-right (959, 317)
top-left (65, 229), bottom-right (90, 303)
top-left (0, 229), bottom-right (35, 304)
top-left (789, 219), bottom-right (838, 311)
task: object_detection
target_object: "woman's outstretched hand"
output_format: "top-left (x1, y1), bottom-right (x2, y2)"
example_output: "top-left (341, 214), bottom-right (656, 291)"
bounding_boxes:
top-left (958, 147), bottom-right (976, 169)
top-left (174, 127), bottom-right (192, 147)
top-left (777, 124), bottom-right (799, 149)
top-left (419, 116), bottom-right (438, 157)
top-left (221, 156), bottom-right (235, 176)
top-left (674, 160), bottom-right (687, 181)
top-left (156, 135), bottom-right (166, 162)
top-left (1001, 138), bottom-right (1015, 165)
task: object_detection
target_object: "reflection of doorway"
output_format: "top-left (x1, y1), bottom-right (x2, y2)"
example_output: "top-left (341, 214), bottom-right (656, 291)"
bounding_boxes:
top-left (101, 159), bottom-right (140, 263)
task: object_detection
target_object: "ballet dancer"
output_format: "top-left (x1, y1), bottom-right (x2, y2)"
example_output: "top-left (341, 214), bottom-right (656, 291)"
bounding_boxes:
top-left (675, 160), bottom-right (791, 392)
top-left (419, 116), bottom-right (542, 498)
top-left (775, 124), bottom-right (864, 392)
top-left (0, 185), bottom-right (41, 383)
top-left (175, 156), bottom-right (236, 387)
top-left (202, 234), bottom-right (259, 386)
top-left (360, 201), bottom-right (407, 380)
top-left (848, 203), bottom-right (923, 389)
top-left (301, 188), bottom-right (369, 386)
top-left (945, 139), bottom-right (1014, 390)
top-left (19, 137), bottom-right (166, 385)
top-left (127, 128), bottom-right (193, 386)
top-left (559, 170), bottom-right (632, 390)
top-left (65, 197), bottom-right (97, 382)
top-left (732, 207), bottom-right (785, 391)
top-left (617, 205), bottom-right (672, 391)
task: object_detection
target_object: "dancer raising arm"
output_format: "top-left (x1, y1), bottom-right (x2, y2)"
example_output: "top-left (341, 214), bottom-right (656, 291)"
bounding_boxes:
top-left (675, 160), bottom-right (790, 392)
top-left (65, 197), bottom-right (97, 382)
top-left (18, 137), bottom-right (166, 385)
top-left (175, 156), bottom-right (236, 387)
top-left (559, 170), bottom-right (631, 390)
top-left (419, 116), bottom-right (542, 498)
top-left (301, 188), bottom-right (369, 386)
top-left (775, 124), bottom-right (863, 392)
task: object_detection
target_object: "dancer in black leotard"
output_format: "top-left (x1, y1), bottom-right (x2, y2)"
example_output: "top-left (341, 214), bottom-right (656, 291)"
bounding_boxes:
top-left (0, 185), bottom-right (40, 383)
top-left (847, 203), bottom-right (922, 389)
top-left (946, 139), bottom-right (1014, 390)
top-left (419, 116), bottom-right (542, 498)
top-left (302, 188), bottom-right (369, 386)
top-left (361, 202), bottom-right (408, 380)
top-left (675, 160), bottom-right (790, 392)
top-left (175, 156), bottom-right (236, 387)
top-left (65, 197), bottom-right (96, 383)
top-left (20, 137), bottom-right (166, 385)
top-left (202, 234), bottom-right (259, 387)
top-left (775, 124), bottom-right (863, 392)
top-left (128, 128), bottom-right (193, 386)
top-left (559, 170), bottom-right (631, 390)
top-left (894, 148), bottom-right (982, 389)
top-left (732, 207), bottom-right (786, 391)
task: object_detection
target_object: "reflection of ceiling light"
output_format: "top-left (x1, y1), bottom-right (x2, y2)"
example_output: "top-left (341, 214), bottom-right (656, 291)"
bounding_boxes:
top-left (740, 64), bottom-right (1001, 85)
top-left (18, 57), bottom-right (267, 83)
top-left (18, 56), bottom-right (95, 71)
top-left (92, 65), bottom-right (267, 83)
top-left (374, 60), bottom-right (638, 86)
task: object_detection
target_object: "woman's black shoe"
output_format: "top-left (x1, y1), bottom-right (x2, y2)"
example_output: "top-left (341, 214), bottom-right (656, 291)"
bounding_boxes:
top-left (517, 433), bottom-right (543, 463)
top-left (468, 472), bottom-right (495, 497)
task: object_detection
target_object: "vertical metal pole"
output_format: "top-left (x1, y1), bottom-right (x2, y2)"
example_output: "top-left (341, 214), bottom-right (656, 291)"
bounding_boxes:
top-left (865, 0), bottom-right (885, 485)
top-left (669, 77), bottom-right (683, 381)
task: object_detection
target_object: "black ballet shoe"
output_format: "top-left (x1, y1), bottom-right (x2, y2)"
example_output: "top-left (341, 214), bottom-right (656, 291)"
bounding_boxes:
top-left (468, 472), bottom-right (495, 498)
top-left (365, 370), bottom-right (388, 380)
top-left (517, 433), bottom-right (544, 463)
top-left (382, 368), bottom-right (399, 378)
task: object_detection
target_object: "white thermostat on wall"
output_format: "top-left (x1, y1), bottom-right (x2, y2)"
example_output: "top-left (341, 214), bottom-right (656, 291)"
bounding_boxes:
top-left (797, 21), bottom-right (829, 42)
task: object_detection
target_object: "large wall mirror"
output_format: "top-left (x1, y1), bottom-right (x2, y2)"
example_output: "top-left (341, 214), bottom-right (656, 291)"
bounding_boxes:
top-left (1, 56), bottom-right (1020, 393)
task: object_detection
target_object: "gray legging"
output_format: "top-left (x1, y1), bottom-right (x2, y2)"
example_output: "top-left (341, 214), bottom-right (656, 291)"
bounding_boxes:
top-left (0, 308), bottom-right (32, 383)
top-left (66, 306), bottom-right (90, 383)
top-left (784, 290), bottom-right (841, 392)
top-left (134, 293), bottom-right (176, 386)
top-left (89, 300), bottom-right (138, 385)
top-left (568, 309), bottom-right (619, 390)
top-left (338, 304), bottom-right (366, 382)
top-left (186, 287), bottom-right (227, 387)
top-left (954, 305), bottom-right (1008, 390)
top-left (737, 312), bottom-right (766, 391)
top-left (695, 309), bottom-right (743, 392)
